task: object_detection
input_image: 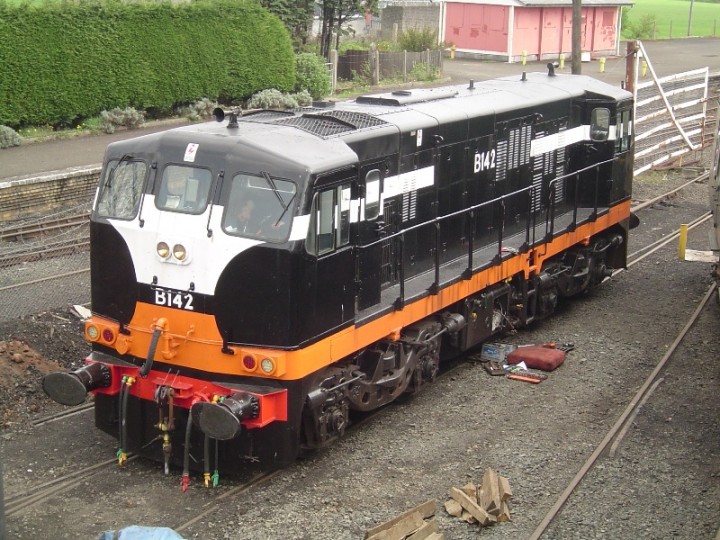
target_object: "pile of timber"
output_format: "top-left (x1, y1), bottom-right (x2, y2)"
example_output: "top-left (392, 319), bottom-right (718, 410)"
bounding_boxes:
top-left (364, 500), bottom-right (444, 540)
top-left (444, 468), bottom-right (512, 526)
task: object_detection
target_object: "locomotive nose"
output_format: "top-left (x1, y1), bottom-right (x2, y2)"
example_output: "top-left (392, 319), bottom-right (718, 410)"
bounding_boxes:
top-left (42, 362), bottom-right (111, 406)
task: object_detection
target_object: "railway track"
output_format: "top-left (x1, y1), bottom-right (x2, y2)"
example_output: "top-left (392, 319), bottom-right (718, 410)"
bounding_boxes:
top-left (528, 281), bottom-right (718, 539)
top-left (173, 470), bottom-right (283, 533)
top-left (3, 455), bottom-right (138, 519)
top-left (30, 402), bottom-right (94, 427)
top-left (0, 212), bottom-right (89, 243)
top-left (0, 211), bottom-right (90, 268)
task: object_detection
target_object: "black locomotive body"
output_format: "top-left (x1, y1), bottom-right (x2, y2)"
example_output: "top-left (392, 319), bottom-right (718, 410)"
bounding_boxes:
top-left (44, 71), bottom-right (634, 478)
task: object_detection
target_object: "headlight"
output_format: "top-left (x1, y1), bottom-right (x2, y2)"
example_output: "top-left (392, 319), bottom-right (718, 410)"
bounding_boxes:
top-left (86, 325), bottom-right (99, 341)
top-left (173, 244), bottom-right (187, 261)
top-left (157, 242), bottom-right (170, 259)
top-left (260, 358), bottom-right (275, 374)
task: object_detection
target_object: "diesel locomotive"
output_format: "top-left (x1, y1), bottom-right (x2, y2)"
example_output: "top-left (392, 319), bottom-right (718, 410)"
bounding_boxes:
top-left (44, 67), bottom-right (635, 483)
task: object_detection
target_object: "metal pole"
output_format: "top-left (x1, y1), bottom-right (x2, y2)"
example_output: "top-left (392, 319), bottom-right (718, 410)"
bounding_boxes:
top-left (688, 0), bottom-right (695, 36)
top-left (709, 98), bottom-right (720, 251)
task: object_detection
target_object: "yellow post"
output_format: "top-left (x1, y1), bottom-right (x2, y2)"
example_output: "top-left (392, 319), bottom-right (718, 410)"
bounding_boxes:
top-left (641, 60), bottom-right (647, 77)
top-left (678, 224), bottom-right (688, 259)
top-left (559, 54), bottom-right (565, 69)
top-left (599, 57), bottom-right (606, 73)
top-left (521, 50), bottom-right (527, 66)
top-left (450, 44), bottom-right (456, 60)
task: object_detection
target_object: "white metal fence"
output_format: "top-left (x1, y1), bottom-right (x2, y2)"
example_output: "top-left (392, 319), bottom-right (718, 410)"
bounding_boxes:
top-left (633, 41), bottom-right (712, 175)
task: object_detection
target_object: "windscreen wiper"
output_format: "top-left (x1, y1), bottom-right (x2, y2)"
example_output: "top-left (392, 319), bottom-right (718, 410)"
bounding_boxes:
top-left (261, 171), bottom-right (288, 211)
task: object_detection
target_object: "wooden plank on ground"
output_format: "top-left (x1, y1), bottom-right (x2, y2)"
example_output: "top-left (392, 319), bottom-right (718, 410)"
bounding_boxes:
top-left (479, 468), bottom-right (501, 515)
top-left (498, 475), bottom-right (513, 502)
top-left (498, 500), bottom-right (511, 522)
top-left (443, 499), bottom-right (462, 518)
top-left (448, 487), bottom-right (496, 526)
top-left (461, 482), bottom-right (477, 498)
top-left (461, 510), bottom-right (477, 524)
top-left (364, 500), bottom-right (437, 539)
top-left (685, 249), bottom-right (719, 263)
top-left (406, 519), bottom-right (440, 540)
top-left (366, 512), bottom-right (424, 540)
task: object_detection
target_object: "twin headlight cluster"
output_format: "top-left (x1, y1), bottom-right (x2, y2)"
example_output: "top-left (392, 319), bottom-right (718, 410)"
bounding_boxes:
top-left (156, 241), bottom-right (187, 261)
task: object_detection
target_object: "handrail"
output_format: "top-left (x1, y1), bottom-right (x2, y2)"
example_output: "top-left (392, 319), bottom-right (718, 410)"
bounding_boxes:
top-left (357, 155), bottom-right (620, 309)
top-left (360, 156), bottom-right (616, 250)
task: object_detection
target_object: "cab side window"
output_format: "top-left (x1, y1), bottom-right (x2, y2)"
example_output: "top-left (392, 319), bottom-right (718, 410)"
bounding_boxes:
top-left (365, 169), bottom-right (381, 220)
top-left (306, 183), bottom-right (351, 256)
top-left (95, 160), bottom-right (147, 220)
top-left (616, 110), bottom-right (631, 153)
top-left (590, 108), bottom-right (610, 142)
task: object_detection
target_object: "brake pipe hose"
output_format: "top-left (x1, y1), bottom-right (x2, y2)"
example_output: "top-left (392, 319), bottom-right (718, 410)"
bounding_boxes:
top-left (139, 318), bottom-right (167, 378)
top-left (117, 376), bottom-right (126, 455)
top-left (212, 440), bottom-right (220, 488)
top-left (203, 434), bottom-right (211, 488)
top-left (181, 408), bottom-right (193, 492)
top-left (118, 377), bottom-right (135, 465)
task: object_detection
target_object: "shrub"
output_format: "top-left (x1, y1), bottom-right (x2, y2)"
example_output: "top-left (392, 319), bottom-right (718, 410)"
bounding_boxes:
top-left (293, 90), bottom-right (312, 107)
top-left (398, 27), bottom-right (438, 52)
top-left (246, 89), bottom-right (311, 109)
top-left (184, 98), bottom-right (219, 121)
top-left (295, 53), bottom-right (332, 99)
top-left (0, 0), bottom-right (295, 128)
top-left (247, 89), bottom-right (285, 109)
top-left (409, 62), bottom-right (438, 82)
top-left (100, 107), bottom-right (145, 134)
top-left (0, 125), bottom-right (22, 149)
top-left (628, 13), bottom-right (657, 39)
top-left (248, 89), bottom-right (301, 109)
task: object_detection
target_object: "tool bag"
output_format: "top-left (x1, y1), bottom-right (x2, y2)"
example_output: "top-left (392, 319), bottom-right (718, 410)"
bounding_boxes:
top-left (507, 346), bottom-right (566, 371)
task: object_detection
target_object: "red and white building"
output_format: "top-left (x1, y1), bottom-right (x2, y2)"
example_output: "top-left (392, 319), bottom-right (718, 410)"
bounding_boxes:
top-left (440, 0), bottom-right (633, 62)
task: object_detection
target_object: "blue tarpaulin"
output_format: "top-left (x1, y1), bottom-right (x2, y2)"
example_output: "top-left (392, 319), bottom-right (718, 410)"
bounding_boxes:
top-left (97, 525), bottom-right (185, 540)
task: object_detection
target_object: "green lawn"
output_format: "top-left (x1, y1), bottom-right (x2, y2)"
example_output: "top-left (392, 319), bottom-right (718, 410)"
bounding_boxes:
top-left (623, 0), bottom-right (720, 38)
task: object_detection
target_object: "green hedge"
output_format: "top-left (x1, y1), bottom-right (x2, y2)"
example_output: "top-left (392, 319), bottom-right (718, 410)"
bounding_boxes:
top-left (0, 0), bottom-right (295, 128)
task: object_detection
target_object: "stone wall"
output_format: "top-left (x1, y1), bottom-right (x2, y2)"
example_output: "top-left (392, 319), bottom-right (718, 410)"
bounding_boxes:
top-left (0, 167), bottom-right (101, 223)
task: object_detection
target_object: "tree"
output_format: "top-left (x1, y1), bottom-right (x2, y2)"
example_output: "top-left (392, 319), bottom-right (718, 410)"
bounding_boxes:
top-left (319, 0), bottom-right (377, 58)
top-left (260, 0), bottom-right (316, 48)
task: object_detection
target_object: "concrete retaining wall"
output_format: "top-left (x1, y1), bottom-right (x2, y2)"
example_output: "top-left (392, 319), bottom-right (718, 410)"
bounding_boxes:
top-left (381, 5), bottom-right (440, 41)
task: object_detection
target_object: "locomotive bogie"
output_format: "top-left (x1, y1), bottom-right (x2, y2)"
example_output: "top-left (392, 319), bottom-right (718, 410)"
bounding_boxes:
top-left (44, 71), bottom-right (635, 475)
